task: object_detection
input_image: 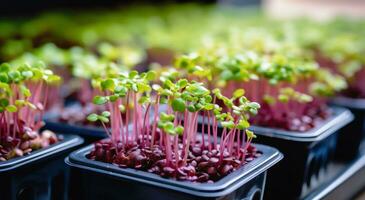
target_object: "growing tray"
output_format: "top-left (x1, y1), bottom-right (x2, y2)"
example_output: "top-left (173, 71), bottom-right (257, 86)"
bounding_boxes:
top-left (250, 107), bottom-right (354, 200)
top-left (0, 134), bottom-right (83, 200)
top-left (44, 117), bottom-right (107, 144)
top-left (66, 143), bottom-right (282, 200)
top-left (43, 105), bottom-right (108, 144)
top-left (331, 97), bottom-right (365, 161)
top-left (302, 150), bottom-right (365, 200)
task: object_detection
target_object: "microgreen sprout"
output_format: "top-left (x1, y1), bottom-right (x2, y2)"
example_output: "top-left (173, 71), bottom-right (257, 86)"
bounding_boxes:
top-left (0, 62), bottom-right (60, 161)
top-left (173, 46), bottom-right (347, 131)
top-left (87, 70), bottom-right (260, 182)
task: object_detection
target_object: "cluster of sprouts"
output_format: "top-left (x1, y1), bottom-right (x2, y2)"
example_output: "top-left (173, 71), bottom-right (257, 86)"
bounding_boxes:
top-left (87, 71), bottom-right (260, 181)
top-left (0, 62), bottom-right (60, 161)
top-left (174, 47), bottom-right (347, 131)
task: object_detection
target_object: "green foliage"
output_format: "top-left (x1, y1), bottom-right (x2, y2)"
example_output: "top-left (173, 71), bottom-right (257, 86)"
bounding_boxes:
top-left (158, 112), bottom-right (184, 136)
top-left (0, 62), bottom-right (60, 115)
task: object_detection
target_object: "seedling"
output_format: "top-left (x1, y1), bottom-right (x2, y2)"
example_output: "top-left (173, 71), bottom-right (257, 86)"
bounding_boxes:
top-left (87, 70), bottom-right (260, 182)
top-left (0, 62), bottom-right (61, 161)
top-left (174, 48), bottom-right (347, 131)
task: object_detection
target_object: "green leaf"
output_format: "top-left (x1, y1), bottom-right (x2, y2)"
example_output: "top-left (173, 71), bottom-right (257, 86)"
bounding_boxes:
top-left (0, 73), bottom-right (9, 83)
top-left (20, 85), bottom-right (31, 97)
top-left (239, 96), bottom-right (248, 104)
top-left (233, 89), bottom-right (245, 99)
top-left (160, 112), bottom-right (174, 121)
top-left (160, 97), bottom-right (168, 104)
top-left (177, 79), bottom-right (188, 88)
top-left (157, 121), bottom-right (164, 129)
top-left (204, 95), bottom-right (212, 103)
top-left (220, 70), bottom-right (234, 80)
top-left (138, 96), bottom-right (150, 104)
top-left (101, 79), bottom-right (115, 91)
top-left (146, 71), bottom-right (156, 81)
top-left (114, 85), bottom-right (127, 93)
top-left (87, 114), bottom-right (98, 122)
top-left (132, 83), bottom-right (138, 92)
top-left (163, 122), bottom-right (175, 135)
top-left (5, 105), bottom-right (17, 112)
top-left (31, 68), bottom-right (43, 79)
top-left (163, 79), bottom-right (175, 89)
top-left (21, 71), bottom-right (33, 78)
top-left (109, 95), bottom-right (118, 102)
top-left (249, 108), bottom-right (258, 115)
top-left (248, 102), bottom-right (260, 109)
top-left (187, 104), bottom-right (196, 112)
top-left (246, 129), bottom-right (256, 139)
top-left (0, 98), bottom-right (9, 107)
top-left (101, 111), bottom-right (111, 117)
top-left (8, 71), bottom-right (21, 82)
top-left (0, 63), bottom-right (10, 72)
top-left (237, 119), bottom-right (250, 129)
top-left (136, 82), bottom-right (151, 93)
top-left (129, 70), bottom-right (138, 78)
top-left (175, 126), bottom-right (184, 135)
top-left (221, 121), bottom-right (235, 129)
top-left (98, 116), bottom-right (109, 123)
top-left (204, 103), bottom-right (214, 110)
top-left (186, 83), bottom-right (209, 96)
top-left (171, 98), bottom-right (185, 112)
top-left (46, 75), bottom-right (61, 83)
top-left (194, 103), bottom-right (203, 110)
top-left (15, 100), bottom-right (25, 107)
top-left (93, 96), bottom-right (108, 105)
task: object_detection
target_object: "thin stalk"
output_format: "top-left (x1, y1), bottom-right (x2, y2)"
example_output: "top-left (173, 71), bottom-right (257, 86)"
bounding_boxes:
top-left (151, 95), bottom-right (160, 147)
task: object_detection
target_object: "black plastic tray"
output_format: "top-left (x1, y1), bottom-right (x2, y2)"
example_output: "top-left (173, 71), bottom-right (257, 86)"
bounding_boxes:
top-left (43, 107), bottom-right (108, 144)
top-left (331, 97), bottom-right (365, 161)
top-left (0, 134), bottom-right (83, 200)
top-left (302, 150), bottom-right (365, 200)
top-left (251, 107), bottom-right (354, 199)
top-left (44, 119), bottom-right (107, 144)
top-left (195, 107), bottom-right (353, 199)
top-left (66, 143), bottom-right (282, 200)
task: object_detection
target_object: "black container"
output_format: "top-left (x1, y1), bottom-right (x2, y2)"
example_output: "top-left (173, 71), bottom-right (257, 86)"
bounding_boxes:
top-left (44, 119), bottom-right (107, 144)
top-left (249, 107), bottom-right (353, 199)
top-left (0, 134), bottom-right (83, 200)
top-left (302, 152), bottom-right (365, 200)
top-left (66, 143), bottom-right (282, 200)
top-left (44, 106), bottom-right (107, 144)
top-left (331, 97), bottom-right (365, 161)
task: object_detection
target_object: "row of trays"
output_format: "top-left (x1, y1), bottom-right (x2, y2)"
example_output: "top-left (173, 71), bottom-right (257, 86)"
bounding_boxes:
top-left (0, 97), bottom-right (364, 200)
